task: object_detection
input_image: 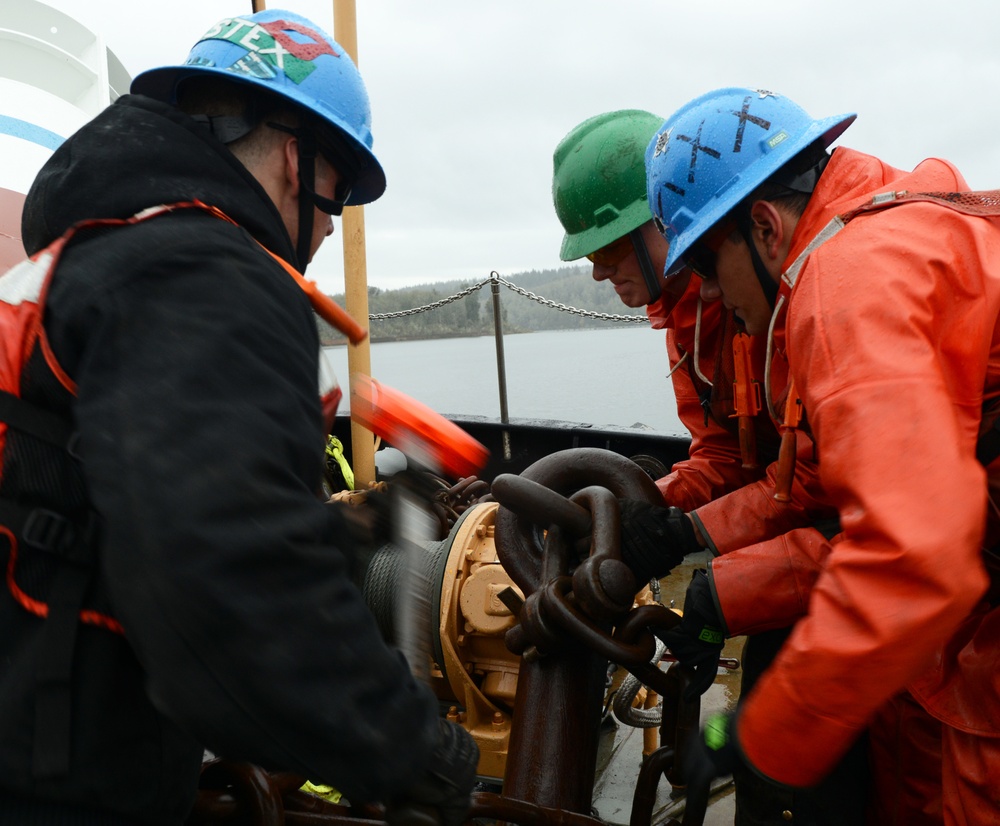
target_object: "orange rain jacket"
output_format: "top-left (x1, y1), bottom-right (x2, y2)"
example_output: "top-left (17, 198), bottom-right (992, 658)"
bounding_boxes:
top-left (649, 254), bottom-right (840, 625)
top-left (736, 147), bottom-right (1000, 787)
top-left (648, 276), bottom-right (781, 511)
top-left (654, 275), bottom-right (838, 556)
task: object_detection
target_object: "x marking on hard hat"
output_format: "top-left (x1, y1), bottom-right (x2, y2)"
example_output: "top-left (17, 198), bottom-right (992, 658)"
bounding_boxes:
top-left (677, 119), bottom-right (721, 185)
top-left (730, 96), bottom-right (772, 153)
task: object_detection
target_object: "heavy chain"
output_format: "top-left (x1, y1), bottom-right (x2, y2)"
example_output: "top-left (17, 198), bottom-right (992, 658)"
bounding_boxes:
top-left (368, 271), bottom-right (650, 324)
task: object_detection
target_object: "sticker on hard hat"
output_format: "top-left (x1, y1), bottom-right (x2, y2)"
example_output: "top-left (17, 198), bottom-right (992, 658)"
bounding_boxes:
top-left (652, 129), bottom-right (672, 158)
top-left (766, 131), bottom-right (789, 150)
top-left (196, 17), bottom-right (339, 84)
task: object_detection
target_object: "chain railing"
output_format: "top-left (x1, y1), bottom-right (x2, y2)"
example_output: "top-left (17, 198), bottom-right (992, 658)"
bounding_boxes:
top-left (356, 271), bottom-right (649, 449)
top-left (368, 271), bottom-right (650, 324)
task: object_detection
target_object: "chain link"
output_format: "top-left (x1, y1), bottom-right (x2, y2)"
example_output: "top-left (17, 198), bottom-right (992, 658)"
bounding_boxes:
top-left (367, 271), bottom-right (650, 324)
top-left (368, 279), bottom-right (489, 320)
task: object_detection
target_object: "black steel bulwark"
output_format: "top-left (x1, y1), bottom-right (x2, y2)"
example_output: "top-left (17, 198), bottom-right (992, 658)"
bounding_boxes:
top-left (330, 413), bottom-right (692, 485)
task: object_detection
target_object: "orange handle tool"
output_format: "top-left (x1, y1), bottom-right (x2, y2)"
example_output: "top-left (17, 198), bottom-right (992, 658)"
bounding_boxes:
top-left (731, 332), bottom-right (761, 470)
top-left (773, 381), bottom-right (802, 503)
top-left (350, 375), bottom-right (489, 479)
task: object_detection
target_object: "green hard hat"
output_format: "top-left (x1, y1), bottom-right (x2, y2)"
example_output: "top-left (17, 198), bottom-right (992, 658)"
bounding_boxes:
top-left (552, 109), bottom-right (664, 261)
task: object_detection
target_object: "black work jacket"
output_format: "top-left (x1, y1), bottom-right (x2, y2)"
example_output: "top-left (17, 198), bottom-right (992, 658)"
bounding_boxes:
top-left (0, 94), bottom-right (438, 825)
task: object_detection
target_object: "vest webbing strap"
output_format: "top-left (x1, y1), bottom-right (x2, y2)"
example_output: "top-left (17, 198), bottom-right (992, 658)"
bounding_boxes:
top-left (0, 390), bottom-right (73, 449)
top-left (0, 500), bottom-right (96, 779)
top-left (32, 562), bottom-right (90, 779)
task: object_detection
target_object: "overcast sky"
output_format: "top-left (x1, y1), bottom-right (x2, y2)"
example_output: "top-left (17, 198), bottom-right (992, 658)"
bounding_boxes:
top-left (39, 0), bottom-right (1000, 297)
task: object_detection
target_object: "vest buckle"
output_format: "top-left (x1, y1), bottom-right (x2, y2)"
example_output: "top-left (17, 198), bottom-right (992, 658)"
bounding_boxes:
top-left (22, 508), bottom-right (80, 560)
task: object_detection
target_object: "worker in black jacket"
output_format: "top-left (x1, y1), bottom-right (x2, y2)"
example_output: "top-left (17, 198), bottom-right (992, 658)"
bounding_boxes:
top-left (0, 9), bottom-right (477, 825)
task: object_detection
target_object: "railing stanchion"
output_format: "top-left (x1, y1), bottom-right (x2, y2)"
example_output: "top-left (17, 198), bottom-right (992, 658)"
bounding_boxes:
top-left (490, 272), bottom-right (512, 460)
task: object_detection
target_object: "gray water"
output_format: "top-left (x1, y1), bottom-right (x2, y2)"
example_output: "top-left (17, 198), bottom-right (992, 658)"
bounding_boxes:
top-left (325, 326), bottom-right (689, 437)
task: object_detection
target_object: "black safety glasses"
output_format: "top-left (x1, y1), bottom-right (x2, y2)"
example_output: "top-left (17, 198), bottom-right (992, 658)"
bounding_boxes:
top-left (681, 220), bottom-right (735, 280)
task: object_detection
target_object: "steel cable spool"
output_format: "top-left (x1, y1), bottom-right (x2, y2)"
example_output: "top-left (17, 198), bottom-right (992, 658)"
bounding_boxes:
top-left (361, 507), bottom-right (481, 676)
top-left (360, 539), bottom-right (444, 651)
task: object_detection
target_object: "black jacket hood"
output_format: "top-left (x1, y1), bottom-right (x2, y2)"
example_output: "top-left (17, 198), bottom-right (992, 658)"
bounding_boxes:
top-left (21, 94), bottom-right (297, 264)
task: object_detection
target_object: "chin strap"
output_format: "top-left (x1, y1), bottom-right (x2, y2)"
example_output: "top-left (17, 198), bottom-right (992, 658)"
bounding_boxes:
top-left (274, 124), bottom-right (352, 273)
top-left (629, 228), bottom-right (661, 304)
top-left (733, 208), bottom-right (779, 309)
top-left (294, 131), bottom-right (320, 273)
top-left (191, 112), bottom-right (337, 274)
top-left (731, 152), bottom-right (831, 311)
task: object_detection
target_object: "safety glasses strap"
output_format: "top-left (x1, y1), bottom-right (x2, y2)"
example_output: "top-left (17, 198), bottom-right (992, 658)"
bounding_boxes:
top-left (629, 228), bottom-right (661, 304)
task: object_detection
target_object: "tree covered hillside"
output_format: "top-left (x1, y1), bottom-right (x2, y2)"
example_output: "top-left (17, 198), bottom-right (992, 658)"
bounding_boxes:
top-left (318, 264), bottom-right (649, 344)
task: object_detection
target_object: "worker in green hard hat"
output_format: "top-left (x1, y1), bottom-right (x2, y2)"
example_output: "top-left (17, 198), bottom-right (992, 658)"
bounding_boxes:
top-left (554, 110), bottom-right (670, 309)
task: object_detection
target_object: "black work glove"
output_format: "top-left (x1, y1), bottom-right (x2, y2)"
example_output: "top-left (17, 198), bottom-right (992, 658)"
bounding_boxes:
top-left (387, 718), bottom-right (479, 826)
top-left (684, 711), bottom-right (744, 818)
top-left (659, 569), bottom-right (725, 701)
top-left (337, 490), bottom-right (393, 544)
top-left (618, 499), bottom-right (700, 584)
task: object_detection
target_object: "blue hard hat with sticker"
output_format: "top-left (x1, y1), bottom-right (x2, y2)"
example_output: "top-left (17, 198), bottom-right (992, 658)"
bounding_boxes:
top-left (132, 9), bottom-right (385, 205)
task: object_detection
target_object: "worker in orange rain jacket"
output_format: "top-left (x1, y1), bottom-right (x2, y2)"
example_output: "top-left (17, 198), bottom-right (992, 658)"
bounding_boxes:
top-left (646, 85), bottom-right (1000, 824)
top-left (553, 110), bottom-right (869, 826)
